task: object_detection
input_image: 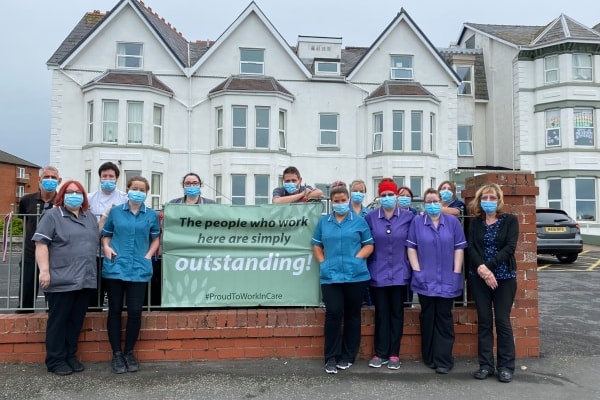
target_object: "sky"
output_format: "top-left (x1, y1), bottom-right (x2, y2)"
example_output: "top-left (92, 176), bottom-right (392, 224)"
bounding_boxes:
top-left (1, 0), bottom-right (599, 167)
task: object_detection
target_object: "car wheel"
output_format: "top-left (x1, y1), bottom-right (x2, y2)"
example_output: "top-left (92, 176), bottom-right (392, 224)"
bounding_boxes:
top-left (556, 253), bottom-right (578, 264)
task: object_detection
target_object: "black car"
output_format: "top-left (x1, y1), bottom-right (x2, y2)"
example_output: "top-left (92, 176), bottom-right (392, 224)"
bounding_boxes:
top-left (536, 208), bottom-right (583, 263)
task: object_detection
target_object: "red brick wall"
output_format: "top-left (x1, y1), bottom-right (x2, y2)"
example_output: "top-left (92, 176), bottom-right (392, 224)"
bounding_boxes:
top-left (0, 172), bottom-right (539, 363)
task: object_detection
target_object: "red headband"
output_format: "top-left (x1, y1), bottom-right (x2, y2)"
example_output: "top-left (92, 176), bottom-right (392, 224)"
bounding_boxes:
top-left (378, 181), bottom-right (398, 195)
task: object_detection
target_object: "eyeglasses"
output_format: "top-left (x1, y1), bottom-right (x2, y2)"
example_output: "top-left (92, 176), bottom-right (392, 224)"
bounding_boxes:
top-left (386, 224), bottom-right (391, 235)
top-left (424, 200), bottom-right (440, 205)
top-left (184, 181), bottom-right (201, 187)
top-left (65, 191), bottom-right (83, 195)
top-left (380, 193), bottom-right (396, 197)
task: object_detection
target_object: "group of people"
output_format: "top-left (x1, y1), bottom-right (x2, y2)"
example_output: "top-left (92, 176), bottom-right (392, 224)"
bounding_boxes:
top-left (20, 164), bottom-right (518, 383)
top-left (22, 164), bottom-right (215, 376)
top-left (311, 176), bottom-right (519, 383)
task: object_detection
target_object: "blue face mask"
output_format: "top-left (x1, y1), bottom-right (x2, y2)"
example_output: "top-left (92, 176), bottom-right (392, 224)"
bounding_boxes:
top-left (40, 178), bottom-right (58, 192)
top-left (332, 203), bottom-right (350, 215)
top-left (100, 180), bottom-right (116, 192)
top-left (128, 190), bottom-right (146, 204)
top-left (64, 193), bottom-right (83, 208)
top-left (481, 200), bottom-right (498, 214)
top-left (350, 192), bottom-right (365, 204)
top-left (440, 189), bottom-right (453, 203)
top-left (380, 195), bottom-right (397, 209)
top-left (184, 186), bottom-right (201, 197)
top-left (283, 182), bottom-right (298, 194)
top-left (425, 203), bottom-right (442, 216)
top-left (398, 196), bottom-right (411, 208)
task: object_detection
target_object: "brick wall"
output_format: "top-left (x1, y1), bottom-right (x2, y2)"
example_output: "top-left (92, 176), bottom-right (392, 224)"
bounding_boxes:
top-left (0, 172), bottom-right (539, 363)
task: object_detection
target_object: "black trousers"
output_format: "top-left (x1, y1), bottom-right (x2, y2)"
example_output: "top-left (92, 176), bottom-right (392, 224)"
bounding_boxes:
top-left (370, 285), bottom-right (407, 359)
top-left (418, 294), bottom-right (455, 369)
top-left (470, 276), bottom-right (517, 372)
top-left (321, 281), bottom-right (367, 363)
top-left (105, 278), bottom-right (147, 353)
top-left (45, 290), bottom-right (91, 371)
top-left (19, 259), bottom-right (39, 309)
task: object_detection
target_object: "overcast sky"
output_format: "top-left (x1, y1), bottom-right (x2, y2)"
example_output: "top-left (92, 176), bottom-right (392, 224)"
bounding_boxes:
top-left (1, 0), bottom-right (598, 167)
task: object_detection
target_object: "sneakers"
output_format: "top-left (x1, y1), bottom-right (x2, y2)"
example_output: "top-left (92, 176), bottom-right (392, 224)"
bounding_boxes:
top-left (387, 356), bottom-right (401, 370)
top-left (124, 351), bottom-right (139, 372)
top-left (368, 356), bottom-right (389, 368)
top-left (66, 358), bottom-right (85, 373)
top-left (50, 363), bottom-right (73, 376)
top-left (325, 358), bottom-right (337, 374)
top-left (111, 351), bottom-right (127, 374)
top-left (336, 360), bottom-right (352, 370)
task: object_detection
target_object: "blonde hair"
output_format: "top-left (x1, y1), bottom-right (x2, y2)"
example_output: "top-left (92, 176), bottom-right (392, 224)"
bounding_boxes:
top-left (468, 183), bottom-right (505, 217)
top-left (350, 179), bottom-right (366, 193)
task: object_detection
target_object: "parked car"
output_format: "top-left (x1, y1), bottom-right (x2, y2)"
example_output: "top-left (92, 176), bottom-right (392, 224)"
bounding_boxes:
top-left (536, 208), bottom-right (583, 263)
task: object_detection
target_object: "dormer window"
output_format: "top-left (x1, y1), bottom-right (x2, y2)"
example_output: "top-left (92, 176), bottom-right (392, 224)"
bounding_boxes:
top-left (315, 60), bottom-right (340, 75)
top-left (240, 48), bottom-right (264, 75)
top-left (116, 43), bottom-right (143, 69)
top-left (456, 65), bottom-right (472, 95)
top-left (390, 55), bottom-right (413, 80)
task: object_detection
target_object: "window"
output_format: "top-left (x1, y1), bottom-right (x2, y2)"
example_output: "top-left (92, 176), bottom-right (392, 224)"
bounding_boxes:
top-left (544, 55), bottom-right (559, 84)
top-left (465, 35), bottom-right (475, 49)
top-left (392, 111), bottom-right (403, 151)
top-left (16, 185), bottom-right (24, 198)
top-left (151, 173), bottom-right (162, 209)
top-left (390, 55), bottom-right (413, 80)
top-left (458, 125), bottom-right (473, 156)
top-left (278, 110), bottom-right (287, 150)
top-left (573, 54), bottom-right (592, 81)
top-left (231, 174), bottom-right (246, 205)
top-left (124, 170), bottom-right (142, 191)
top-left (88, 101), bottom-right (94, 142)
top-left (255, 107), bottom-right (270, 148)
top-left (254, 175), bottom-right (269, 205)
top-left (232, 106), bottom-right (247, 148)
top-left (410, 111), bottom-right (422, 151)
top-left (315, 61), bottom-right (340, 75)
top-left (127, 101), bottom-right (143, 144)
top-left (373, 113), bottom-right (383, 152)
top-left (102, 100), bottom-right (118, 143)
top-left (575, 178), bottom-right (596, 221)
top-left (393, 176), bottom-right (405, 189)
top-left (240, 48), bottom-right (264, 75)
top-left (116, 43), bottom-right (143, 69)
top-left (320, 114), bottom-right (338, 147)
top-left (214, 175), bottom-right (223, 204)
top-left (573, 108), bottom-right (594, 146)
top-left (85, 170), bottom-right (91, 193)
top-left (429, 112), bottom-right (436, 152)
top-left (547, 178), bottom-right (562, 209)
top-left (545, 110), bottom-right (560, 147)
top-left (153, 104), bottom-right (163, 146)
top-left (410, 177), bottom-right (423, 199)
top-left (16, 167), bottom-right (26, 179)
top-left (456, 66), bottom-right (472, 95)
top-left (216, 108), bottom-right (223, 148)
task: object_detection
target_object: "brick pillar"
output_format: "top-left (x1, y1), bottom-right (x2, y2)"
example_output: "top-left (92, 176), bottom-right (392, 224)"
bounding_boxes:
top-left (462, 172), bottom-right (540, 357)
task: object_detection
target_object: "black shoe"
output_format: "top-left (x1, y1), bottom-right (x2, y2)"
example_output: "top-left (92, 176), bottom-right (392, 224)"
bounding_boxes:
top-left (124, 351), bottom-right (139, 372)
top-left (425, 362), bottom-right (436, 369)
top-left (111, 351), bottom-right (127, 374)
top-left (473, 367), bottom-right (494, 380)
top-left (435, 367), bottom-right (451, 374)
top-left (50, 363), bottom-right (73, 376)
top-left (66, 358), bottom-right (85, 373)
top-left (498, 369), bottom-right (513, 383)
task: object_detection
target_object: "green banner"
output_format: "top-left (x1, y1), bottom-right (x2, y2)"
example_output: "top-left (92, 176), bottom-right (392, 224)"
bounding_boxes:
top-left (161, 203), bottom-right (322, 307)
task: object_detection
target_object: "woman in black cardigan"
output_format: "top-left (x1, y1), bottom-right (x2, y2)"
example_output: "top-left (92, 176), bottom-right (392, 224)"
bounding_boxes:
top-left (467, 183), bottom-right (518, 383)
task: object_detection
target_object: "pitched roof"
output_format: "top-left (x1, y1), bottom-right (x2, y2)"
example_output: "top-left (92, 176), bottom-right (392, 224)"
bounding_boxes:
top-left (0, 149), bottom-right (40, 168)
top-left (365, 81), bottom-right (439, 102)
top-left (82, 71), bottom-right (174, 94)
top-left (438, 48), bottom-right (489, 101)
top-left (532, 14), bottom-right (600, 45)
top-left (208, 76), bottom-right (294, 98)
top-left (463, 23), bottom-right (544, 46)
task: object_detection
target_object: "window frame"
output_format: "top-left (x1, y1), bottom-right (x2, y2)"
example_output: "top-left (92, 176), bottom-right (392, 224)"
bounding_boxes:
top-left (116, 42), bottom-right (143, 69)
top-left (315, 61), bottom-right (340, 75)
top-left (410, 111), bottom-right (422, 151)
top-left (255, 107), bottom-right (270, 149)
top-left (87, 101), bottom-right (94, 142)
top-left (456, 65), bottom-right (473, 95)
top-left (572, 53), bottom-right (592, 81)
top-left (240, 48), bottom-right (265, 75)
top-left (278, 109), bottom-right (287, 150)
top-left (232, 106), bottom-right (248, 148)
top-left (102, 100), bottom-right (118, 143)
top-left (544, 55), bottom-right (559, 84)
top-left (216, 107), bottom-right (224, 148)
top-left (457, 125), bottom-right (473, 156)
top-left (547, 178), bottom-right (562, 209)
top-left (319, 113), bottom-right (339, 147)
top-left (151, 173), bottom-right (162, 210)
top-left (16, 185), bottom-right (25, 198)
top-left (410, 176), bottom-right (423, 200)
top-left (214, 175), bottom-right (223, 204)
top-left (372, 112), bottom-right (383, 152)
top-left (231, 174), bottom-right (247, 205)
top-left (575, 177), bottom-right (596, 221)
top-left (392, 111), bottom-right (403, 151)
top-left (390, 55), bottom-right (414, 80)
top-left (573, 108), bottom-right (594, 146)
top-left (254, 174), bottom-right (269, 205)
top-left (153, 104), bottom-right (163, 146)
top-left (545, 109), bottom-right (561, 147)
top-left (127, 101), bottom-right (143, 144)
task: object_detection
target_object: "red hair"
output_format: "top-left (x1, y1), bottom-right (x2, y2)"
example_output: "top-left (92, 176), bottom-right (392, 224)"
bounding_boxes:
top-left (54, 180), bottom-right (90, 211)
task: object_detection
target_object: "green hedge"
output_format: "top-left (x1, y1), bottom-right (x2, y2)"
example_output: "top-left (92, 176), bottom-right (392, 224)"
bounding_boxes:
top-left (0, 215), bottom-right (23, 236)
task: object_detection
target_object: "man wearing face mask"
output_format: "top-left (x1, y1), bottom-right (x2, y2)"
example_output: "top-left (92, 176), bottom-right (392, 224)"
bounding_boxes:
top-left (272, 166), bottom-right (323, 204)
top-left (16, 166), bottom-right (62, 312)
top-left (88, 162), bottom-right (128, 309)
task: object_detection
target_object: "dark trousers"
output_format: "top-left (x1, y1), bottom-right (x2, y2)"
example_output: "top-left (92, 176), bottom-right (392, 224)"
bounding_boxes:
top-left (321, 281), bottom-right (367, 363)
top-left (418, 294), bottom-right (455, 369)
top-left (105, 278), bottom-right (147, 353)
top-left (470, 276), bottom-right (517, 372)
top-left (45, 290), bottom-right (91, 371)
top-left (370, 285), bottom-right (407, 358)
top-left (19, 259), bottom-right (39, 309)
